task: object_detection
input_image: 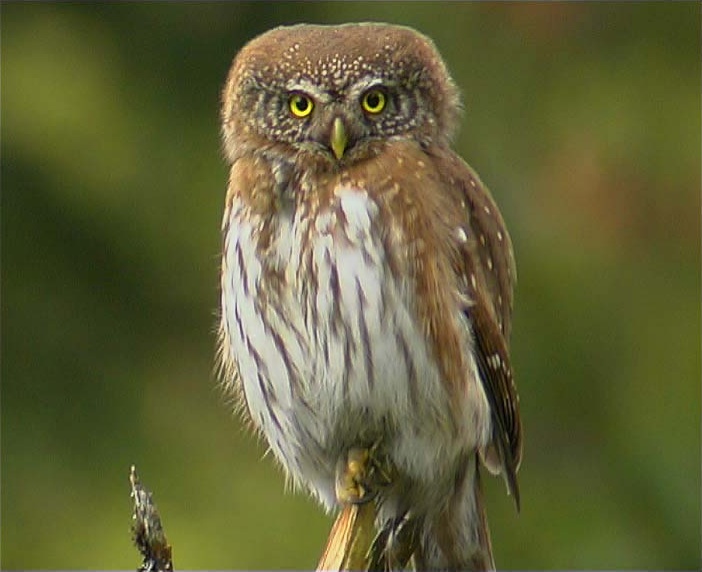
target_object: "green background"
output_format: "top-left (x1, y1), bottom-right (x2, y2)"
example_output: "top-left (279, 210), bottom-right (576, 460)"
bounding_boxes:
top-left (2, 2), bottom-right (700, 569)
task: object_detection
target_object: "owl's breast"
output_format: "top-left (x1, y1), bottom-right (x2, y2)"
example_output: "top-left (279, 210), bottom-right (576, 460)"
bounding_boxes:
top-left (221, 182), bottom-right (489, 507)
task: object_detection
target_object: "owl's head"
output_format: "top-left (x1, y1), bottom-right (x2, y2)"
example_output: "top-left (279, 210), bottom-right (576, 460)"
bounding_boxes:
top-left (221, 23), bottom-right (461, 165)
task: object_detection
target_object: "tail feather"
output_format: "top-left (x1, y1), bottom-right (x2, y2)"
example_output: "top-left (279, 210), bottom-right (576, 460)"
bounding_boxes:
top-left (415, 454), bottom-right (494, 571)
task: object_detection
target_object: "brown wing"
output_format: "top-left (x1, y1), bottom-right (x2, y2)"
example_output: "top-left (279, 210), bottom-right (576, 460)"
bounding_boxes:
top-left (438, 152), bottom-right (523, 511)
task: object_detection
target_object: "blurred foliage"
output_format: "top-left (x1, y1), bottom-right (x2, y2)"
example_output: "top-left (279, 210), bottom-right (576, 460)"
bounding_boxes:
top-left (2, 2), bottom-right (700, 569)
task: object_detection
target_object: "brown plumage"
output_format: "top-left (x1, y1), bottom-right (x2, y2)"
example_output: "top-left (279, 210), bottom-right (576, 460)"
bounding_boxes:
top-left (218, 23), bottom-right (522, 570)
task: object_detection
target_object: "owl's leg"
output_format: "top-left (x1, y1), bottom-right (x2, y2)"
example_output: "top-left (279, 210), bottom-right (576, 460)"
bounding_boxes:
top-left (335, 443), bottom-right (392, 505)
top-left (366, 512), bottom-right (420, 571)
top-left (318, 445), bottom-right (395, 571)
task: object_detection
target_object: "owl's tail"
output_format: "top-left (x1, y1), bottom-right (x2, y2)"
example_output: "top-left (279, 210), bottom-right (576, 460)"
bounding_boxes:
top-left (415, 453), bottom-right (495, 571)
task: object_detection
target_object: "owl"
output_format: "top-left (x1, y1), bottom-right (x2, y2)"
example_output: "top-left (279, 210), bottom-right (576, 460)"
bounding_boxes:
top-left (218, 23), bottom-right (522, 570)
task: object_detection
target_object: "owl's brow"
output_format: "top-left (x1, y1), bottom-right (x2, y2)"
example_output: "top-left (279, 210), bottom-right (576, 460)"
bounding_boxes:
top-left (285, 80), bottom-right (331, 102)
top-left (350, 77), bottom-right (398, 95)
top-left (284, 77), bottom-right (400, 102)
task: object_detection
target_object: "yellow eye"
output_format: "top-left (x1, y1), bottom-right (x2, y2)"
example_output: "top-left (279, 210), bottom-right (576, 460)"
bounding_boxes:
top-left (361, 89), bottom-right (386, 114)
top-left (289, 93), bottom-right (314, 118)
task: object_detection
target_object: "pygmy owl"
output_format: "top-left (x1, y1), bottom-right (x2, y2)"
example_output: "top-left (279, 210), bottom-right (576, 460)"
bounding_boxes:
top-left (218, 23), bottom-right (522, 570)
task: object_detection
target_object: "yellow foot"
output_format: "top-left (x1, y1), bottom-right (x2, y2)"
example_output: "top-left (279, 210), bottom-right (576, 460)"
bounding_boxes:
top-left (335, 444), bottom-right (392, 506)
top-left (335, 447), bottom-right (373, 505)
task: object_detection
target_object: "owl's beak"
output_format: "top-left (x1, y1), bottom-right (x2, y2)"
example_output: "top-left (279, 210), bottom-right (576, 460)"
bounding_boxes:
top-left (330, 117), bottom-right (348, 160)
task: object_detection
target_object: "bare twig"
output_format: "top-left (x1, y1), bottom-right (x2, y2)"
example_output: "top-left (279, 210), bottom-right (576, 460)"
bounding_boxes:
top-left (129, 465), bottom-right (173, 572)
top-left (317, 501), bottom-right (377, 571)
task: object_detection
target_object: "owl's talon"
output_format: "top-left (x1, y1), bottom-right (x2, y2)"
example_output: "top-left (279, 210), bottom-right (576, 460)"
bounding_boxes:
top-left (335, 447), bottom-right (374, 505)
top-left (335, 444), bottom-right (391, 505)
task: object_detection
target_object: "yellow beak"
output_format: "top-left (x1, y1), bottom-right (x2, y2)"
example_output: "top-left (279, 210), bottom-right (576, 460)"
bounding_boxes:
top-left (330, 117), bottom-right (347, 160)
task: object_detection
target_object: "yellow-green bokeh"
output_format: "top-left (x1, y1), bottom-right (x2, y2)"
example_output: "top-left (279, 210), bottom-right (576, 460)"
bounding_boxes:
top-left (2, 2), bottom-right (700, 569)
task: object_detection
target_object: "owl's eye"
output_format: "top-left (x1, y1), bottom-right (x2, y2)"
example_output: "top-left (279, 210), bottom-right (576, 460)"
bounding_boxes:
top-left (361, 89), bottom-right (386, 114)
top-left (289, 93), bottom-right (314, 118)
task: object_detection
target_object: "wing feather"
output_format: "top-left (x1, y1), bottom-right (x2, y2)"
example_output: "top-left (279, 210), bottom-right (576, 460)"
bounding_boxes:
top-left (439, 152), bottom-right (523, 510)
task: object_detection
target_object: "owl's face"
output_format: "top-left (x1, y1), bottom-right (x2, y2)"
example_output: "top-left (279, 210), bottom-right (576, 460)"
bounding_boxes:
top-left (221, 23), bottom-right (461, 166)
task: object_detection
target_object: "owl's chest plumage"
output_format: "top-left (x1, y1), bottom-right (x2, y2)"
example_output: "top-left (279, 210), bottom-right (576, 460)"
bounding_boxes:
top-left (220, 156), bottom-right (491, 508)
